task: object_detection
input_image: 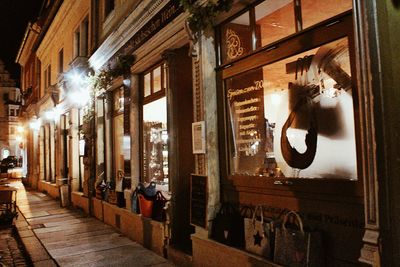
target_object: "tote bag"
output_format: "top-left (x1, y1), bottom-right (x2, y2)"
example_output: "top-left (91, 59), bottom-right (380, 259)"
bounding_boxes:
top-left (274, 211), bottom-right (324, 267)
top-left (244, 205), bottom-right (274, 259)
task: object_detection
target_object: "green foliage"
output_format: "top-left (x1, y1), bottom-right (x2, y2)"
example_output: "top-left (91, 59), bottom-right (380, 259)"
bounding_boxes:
top-left (89, 54), bottom-right (136, 92)
top-left (179, 0), bottom-right (233, 35)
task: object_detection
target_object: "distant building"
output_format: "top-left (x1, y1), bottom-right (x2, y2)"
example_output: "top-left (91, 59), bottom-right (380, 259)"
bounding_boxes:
top-left (0, 59), bottom-right (23, 160)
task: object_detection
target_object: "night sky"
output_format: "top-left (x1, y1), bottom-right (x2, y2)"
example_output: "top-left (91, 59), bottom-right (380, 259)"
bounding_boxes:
top-left (0, 0), bottom-right (43, 84)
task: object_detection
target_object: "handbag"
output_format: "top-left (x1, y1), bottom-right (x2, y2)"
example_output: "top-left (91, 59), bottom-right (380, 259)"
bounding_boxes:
top-left (138, 194), bottom-right (153, 218)
top-left (152, 191), bottom-right (168, 222)
top-left (274, 211), bottom-right (324, 267)
top-left (244, 205), bottom-right (274, 259)
top-left (211, 203), bottom-right (245, 248)
top-left (131, 189), bottom-right (139, 214)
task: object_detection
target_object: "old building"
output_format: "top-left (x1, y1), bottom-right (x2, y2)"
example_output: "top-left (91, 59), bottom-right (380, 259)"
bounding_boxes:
top-left (17, 0), bottom-right (400, 266)
top-left (0, 60), bottom-right (23, 164)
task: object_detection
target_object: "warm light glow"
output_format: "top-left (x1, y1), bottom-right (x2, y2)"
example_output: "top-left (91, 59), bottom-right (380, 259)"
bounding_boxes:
top-left (271, 93), bottom-right (282, 106)
top-left (16, 135), bottom-right (22, 142)
top-left (69, 89), bottom-right (90, 107)
top-left (67, 69), bottom-right (85, 86)
top-left (29, 118), bottom-right (41, 130)
top-left (17, 126), bottom-right (24, 133)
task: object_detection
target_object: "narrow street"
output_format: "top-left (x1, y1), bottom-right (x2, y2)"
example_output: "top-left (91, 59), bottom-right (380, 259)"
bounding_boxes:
top-left (10, 179), bottom-right (175, 267)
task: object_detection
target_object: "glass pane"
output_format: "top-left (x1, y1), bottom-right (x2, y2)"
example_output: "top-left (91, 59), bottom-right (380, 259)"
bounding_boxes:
top-left (255, 0), bottom-right (295, 48)
top-left (143, 97), bottom-right (168, 184)
top-left (221, 11), bottom-right (252, 63)
top-left (114, 87), bottom-right (124, 112)
top-left (153, 66), bottom-right (162, 93)
top-left (144, 73), bottom-right (151, 97)
top-left (113, 114), bottom-right (124, 184)
top-left (163, 64), bottom-right (167, 90)
top-left (225, 37), bottom-right (357, 179)
top-left (301, 0), bottom-right (352, 29)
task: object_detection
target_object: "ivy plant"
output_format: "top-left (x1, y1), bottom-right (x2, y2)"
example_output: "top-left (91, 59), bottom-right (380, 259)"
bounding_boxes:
top-left (180, 0), bottom-right (233, 36)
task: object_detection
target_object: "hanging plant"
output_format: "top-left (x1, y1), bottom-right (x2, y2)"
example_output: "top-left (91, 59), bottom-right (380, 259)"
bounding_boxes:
top-left (89, 54), bottom-right (136, 93)
top-left (180, 0), bottom-right (233, 36)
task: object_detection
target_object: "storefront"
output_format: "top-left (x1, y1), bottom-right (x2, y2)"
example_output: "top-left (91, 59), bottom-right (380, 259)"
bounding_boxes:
top-left (89, 0), bottom-right (195, 259)
top-left (192, 0), bottom-right (369, 266)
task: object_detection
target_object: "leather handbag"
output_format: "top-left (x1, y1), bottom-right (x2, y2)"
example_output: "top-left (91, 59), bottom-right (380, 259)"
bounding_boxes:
top-left (152, 191), bottom-right (168, 222)
top-left (274, 211), bottom-right (324, 267)
top-left (244, 205), bottom-right (274, 259)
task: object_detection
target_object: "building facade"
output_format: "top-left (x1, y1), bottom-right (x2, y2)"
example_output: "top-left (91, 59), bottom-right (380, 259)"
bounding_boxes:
top-left (17, 0), bottom-right (400, 266)
top-left (0, 60), bottom-right (23, 164)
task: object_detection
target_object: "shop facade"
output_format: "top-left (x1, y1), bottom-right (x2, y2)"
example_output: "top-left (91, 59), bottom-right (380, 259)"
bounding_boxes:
top-left (16, 0), bottom-right (400, 266)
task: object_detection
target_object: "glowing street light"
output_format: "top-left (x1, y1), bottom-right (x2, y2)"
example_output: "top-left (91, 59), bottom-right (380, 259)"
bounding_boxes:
top-left (29, 118), bottom-right (41, 130)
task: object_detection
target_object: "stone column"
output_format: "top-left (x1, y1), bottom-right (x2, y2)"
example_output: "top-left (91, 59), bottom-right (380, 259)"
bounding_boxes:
top-left (192, 32), bottom-right (220, 237)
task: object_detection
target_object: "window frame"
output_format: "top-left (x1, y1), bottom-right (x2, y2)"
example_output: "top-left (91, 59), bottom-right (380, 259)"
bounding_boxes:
top-left (140, 61), bottom-right (169, 184)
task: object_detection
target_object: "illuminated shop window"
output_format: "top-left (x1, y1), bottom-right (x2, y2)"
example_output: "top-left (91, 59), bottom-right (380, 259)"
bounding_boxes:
top-left (142, 63), bottom-right (168, 184)
top-left (225, 37), bottom-right (357, 179)
top-left (113, 87), bottom-right (124, 182)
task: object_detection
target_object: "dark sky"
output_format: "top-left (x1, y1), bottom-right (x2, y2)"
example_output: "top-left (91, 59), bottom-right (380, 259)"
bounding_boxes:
top-left (0, 0), bottom-right (43, 83)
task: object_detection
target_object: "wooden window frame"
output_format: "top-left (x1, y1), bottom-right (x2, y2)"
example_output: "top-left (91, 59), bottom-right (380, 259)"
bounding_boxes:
top-left (140, 61), bottom-right (168, 183)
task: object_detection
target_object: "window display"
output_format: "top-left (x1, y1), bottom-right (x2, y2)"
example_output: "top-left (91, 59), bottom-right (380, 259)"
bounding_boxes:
top-left (225, 37), bottom-right (357, 179)
top-left (143, 97), bottom-right (168, 184)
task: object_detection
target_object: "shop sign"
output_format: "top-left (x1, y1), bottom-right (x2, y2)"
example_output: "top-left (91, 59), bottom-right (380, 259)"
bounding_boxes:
top-left (118, 1), bottom-right (183, 56)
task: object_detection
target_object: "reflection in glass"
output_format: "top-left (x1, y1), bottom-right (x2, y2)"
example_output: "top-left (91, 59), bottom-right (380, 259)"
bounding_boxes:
top-left (301, 0), bottom-right (352, 29)
top-left (153, 66), bottom-right (161, 93)
top-left (225, 38), bottom-right (357, 179)
top-left (143, 97), bottom-right (168, 184)
top-left (144, 73), bottom-right (151, 97)
top-left (255, 0), bottom-right (295, 48)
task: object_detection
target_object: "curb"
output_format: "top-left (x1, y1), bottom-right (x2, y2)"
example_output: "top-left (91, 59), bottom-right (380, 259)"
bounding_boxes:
top-left (14, 207), bottom-right (58, 267)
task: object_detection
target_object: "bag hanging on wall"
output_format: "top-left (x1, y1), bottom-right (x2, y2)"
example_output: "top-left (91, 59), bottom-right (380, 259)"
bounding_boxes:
top-left (211, 203), bottom-right (245, 248)
top-left (274, 211), bottom-right (324, 267)
top-left (244, 205), bottom-right (275, 259)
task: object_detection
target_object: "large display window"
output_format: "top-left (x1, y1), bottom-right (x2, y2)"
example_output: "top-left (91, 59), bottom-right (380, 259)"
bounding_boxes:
top-left (141, 63), bottom-right (169, 185)
top-left (226, 37), bottom-right (357, 179)
top-left (219, 11), bottom-right (358, 181)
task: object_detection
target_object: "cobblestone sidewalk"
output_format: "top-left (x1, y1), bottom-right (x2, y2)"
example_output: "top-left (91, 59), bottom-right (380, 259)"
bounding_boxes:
top-left (0, 227), bottom-right (31, 267)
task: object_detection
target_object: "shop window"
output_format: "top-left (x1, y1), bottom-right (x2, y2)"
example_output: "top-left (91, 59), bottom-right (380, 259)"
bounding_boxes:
top-left (255, 0), bottom-right (295, 48)
top-left (113, 87), bottom-right (124, 183)
top-left (225, 35), bottom-right (357, 179)
top-left (219, 0), bottom-right (352, 65)
top-left (78, 109), bottom-right (85, 192)
top-left (142, 97), bottom-right (168, 184)
top-left (220, 11), bottom-right (252, 63)
top-left (141, 63), bottom-right (168, 185)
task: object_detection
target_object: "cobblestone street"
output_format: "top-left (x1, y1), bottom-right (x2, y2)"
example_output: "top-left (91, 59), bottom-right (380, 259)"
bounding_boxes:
top-left (0, 228), bottom-right (30, 267)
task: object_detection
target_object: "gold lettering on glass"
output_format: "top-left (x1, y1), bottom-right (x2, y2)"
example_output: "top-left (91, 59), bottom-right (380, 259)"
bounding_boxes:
top-left (226, 28), bottom-right (244, 60)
